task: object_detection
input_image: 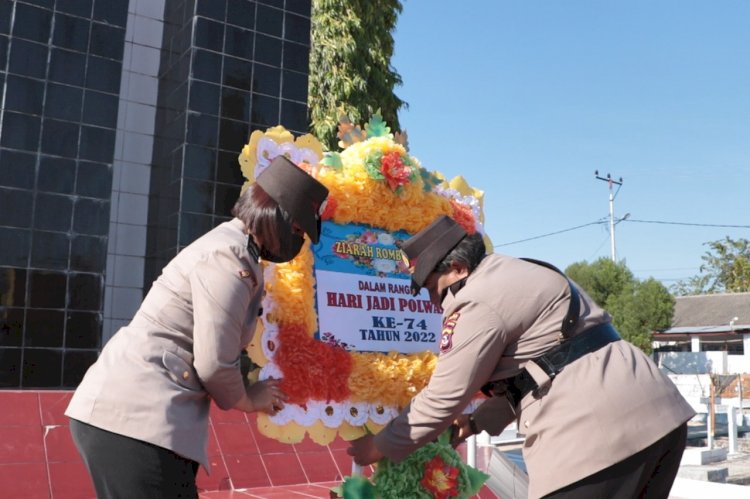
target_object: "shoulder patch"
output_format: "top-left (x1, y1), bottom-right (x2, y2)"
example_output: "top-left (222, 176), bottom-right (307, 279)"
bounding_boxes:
top-left (440, 312), bottom-right (460, 353)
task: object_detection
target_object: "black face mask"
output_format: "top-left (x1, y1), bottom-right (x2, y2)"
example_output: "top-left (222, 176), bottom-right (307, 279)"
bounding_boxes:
top-left (259, 234), bottom-right (304, 263)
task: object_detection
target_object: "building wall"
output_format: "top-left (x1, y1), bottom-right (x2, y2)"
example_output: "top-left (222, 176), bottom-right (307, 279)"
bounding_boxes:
top-left (0, 0), bottom-right (313, 388)
top-left (0, 0), bottom-right (130, 388)
top-left (144, 0), bottom-right (312, 290)
top-left (103, 0), bottom-right (165, 342)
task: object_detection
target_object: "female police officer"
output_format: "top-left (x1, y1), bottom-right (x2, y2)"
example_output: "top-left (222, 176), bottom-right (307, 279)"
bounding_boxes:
top-left (348, 215), bottom-right (694, 498)
top-left (67, 156), bottom-right (328, 498)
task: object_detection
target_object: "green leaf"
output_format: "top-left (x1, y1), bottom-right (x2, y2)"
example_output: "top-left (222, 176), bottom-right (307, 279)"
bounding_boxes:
top-left (464, 466), bottom-right (491, 497)
top-left (341, 475), bottom-right (377, 499)
top-left (364, 150), bottom-right (385, 180)
top-left (437, 427), bottom-right (451, 446)
top-left (321, 151), bottom-right (344, 170)
top-left (365, 112), bottom-right (391, 138)
top-left (419, 168), bottom-right (442, 192)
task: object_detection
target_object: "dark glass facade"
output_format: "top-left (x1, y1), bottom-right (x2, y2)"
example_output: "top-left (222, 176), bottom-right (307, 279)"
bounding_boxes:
top-left (0, 0), bottom-right (128, 388)
top-left (0, 0), bottom-right (312, 388)
top-left (145, 0), bottom-right (312, 286)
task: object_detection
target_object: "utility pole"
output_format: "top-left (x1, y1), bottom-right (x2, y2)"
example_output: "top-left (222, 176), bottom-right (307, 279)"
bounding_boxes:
top-left (594, 171), bottom-right (624, 262)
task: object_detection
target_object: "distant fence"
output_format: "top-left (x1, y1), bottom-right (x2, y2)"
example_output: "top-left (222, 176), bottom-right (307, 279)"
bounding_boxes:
top-left (667, 374), bottom-right (712, 412)
top-left (657, 351), bottom-right (750, 375)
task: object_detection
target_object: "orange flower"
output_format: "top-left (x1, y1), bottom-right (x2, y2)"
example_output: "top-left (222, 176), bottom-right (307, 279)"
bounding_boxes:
top-left (449, 200), bottom-right (476, 235)
top-left (421, 455), bottom-right (460, 499)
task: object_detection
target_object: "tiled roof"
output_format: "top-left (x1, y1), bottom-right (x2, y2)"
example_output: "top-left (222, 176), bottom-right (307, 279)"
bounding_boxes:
top-left (662, 292), bottom-right (750, 333)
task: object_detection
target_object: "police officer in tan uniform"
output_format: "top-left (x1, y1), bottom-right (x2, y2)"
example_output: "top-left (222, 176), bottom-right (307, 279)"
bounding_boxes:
top-left (66, 156), bottom-right (328, 498)
top-left (348, 215), bottom-right (695, 498)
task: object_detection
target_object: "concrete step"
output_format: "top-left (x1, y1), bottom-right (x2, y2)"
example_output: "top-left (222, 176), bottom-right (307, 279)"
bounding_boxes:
top-left (677, 465), bottom-right (729, 483)
top-left (680, 446), bottom-right (728, 465)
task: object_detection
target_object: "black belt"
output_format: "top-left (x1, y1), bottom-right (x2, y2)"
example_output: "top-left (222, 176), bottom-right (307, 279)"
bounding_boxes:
top-left (482, 323), bottom-right (621, 406)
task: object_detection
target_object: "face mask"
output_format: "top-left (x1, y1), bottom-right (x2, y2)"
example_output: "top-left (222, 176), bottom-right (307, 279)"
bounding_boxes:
top-left (259, 234), bottom-right (304, 263)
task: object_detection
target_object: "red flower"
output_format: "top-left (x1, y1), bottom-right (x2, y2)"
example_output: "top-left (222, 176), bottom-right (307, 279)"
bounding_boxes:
top-left (321, 196), bottom-right (338, 220)
top-left (421, 455), bottom-right (460, 499)
top-left (276, 324), bottom-right (352, 404)
top-left (380, 151), bottom-right (412, 190)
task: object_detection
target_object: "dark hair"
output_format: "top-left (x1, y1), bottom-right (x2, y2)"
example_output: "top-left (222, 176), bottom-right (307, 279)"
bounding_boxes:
top-left (433, 232), bottom-right (486, 274)
top-left (231, 183), bottom-right (295, 255)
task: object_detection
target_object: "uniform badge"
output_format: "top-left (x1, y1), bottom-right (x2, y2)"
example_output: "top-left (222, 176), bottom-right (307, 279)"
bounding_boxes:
top-left (440, 312), bottom-right (460, 353)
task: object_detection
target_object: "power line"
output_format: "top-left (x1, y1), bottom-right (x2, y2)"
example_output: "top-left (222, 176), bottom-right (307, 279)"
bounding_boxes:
top-left (634, 267), bottom-right (698, 272)
top-left (493, 218), bottom-right (749, 248)
top-left (624, 219), bottom-right (750, 229)
top-left (494, 220), bottom-right (605, 247)
top-left (588, 234), bottom-right (612, 261)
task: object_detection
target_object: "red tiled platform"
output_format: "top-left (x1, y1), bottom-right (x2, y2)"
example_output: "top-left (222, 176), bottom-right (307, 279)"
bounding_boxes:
top-left (0, 391), bottom-right (498, 498)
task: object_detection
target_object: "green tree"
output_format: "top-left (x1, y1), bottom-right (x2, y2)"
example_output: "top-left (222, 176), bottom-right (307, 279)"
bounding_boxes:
top-left (672, 237), bottom-right (750, 295)
top-left (566, 258), bottom-right (674, 354)
top-left (565, 258), bottom-right (633, 308)
top-left (309, 0), bottom-right (407, 150)
top-left (606, 279), bottom-right (675, 352)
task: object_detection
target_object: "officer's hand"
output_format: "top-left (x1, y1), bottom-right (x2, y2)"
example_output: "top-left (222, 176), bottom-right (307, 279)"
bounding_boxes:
top-left (450, 415), bottom-right (474, 447)
top-left (347, 434), bottom-right (383, 466)
top-left (239, 378), bottom-right (288, 414)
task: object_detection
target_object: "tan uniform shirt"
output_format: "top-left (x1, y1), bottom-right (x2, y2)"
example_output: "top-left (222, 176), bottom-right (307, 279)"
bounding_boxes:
top-left (374, 254), bottom-right (695, 498)
top-left (66, 218), bottom-right (262, 471)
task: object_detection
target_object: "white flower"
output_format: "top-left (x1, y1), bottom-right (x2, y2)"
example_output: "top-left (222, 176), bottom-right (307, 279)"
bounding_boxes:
top-left (369, 404), bottom-right (398, 425)
top-left (260, 296), bottom-right (278, 328)
top-left (308, 400), bottom-right (345, 428)
top-left (343, 401), bottom-right (371, 426)
top-left (296, 401), bottom-right (322, 424)
top-left (259, 362), bottom-right (283, 381)
top-left (268, 404), bottom-right (296, 425)
top-left (293, 146), bottom-right (319, 165)
top-left (433, 186), bottom-right (458, 199)
top-left (377, 233), bottom-right (395, 246)
top-left (372, 258), bottom-right (396, 274)
top-left (256, 139), bottom-right (320, 180)
top-left (290, 403), bottom-right (320, 427)
top-left (269, 403), bottom-right (311, 426)
top-left (255, 137), bottom-right (280, 178)
top-left (260, 325), bottom-right (279, 361)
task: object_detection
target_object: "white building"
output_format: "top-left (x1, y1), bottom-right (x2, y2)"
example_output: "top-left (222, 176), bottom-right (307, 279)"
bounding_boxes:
top-left (653, 293), bottom-right (750, 375)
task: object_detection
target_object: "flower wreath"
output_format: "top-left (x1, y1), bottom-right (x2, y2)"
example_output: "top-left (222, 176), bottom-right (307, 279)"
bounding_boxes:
top-left (238, 116), bottom-right (489, 446)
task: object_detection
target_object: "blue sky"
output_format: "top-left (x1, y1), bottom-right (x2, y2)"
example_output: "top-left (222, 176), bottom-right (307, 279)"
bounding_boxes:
top-left (391, 1), bottom-right (750, 287)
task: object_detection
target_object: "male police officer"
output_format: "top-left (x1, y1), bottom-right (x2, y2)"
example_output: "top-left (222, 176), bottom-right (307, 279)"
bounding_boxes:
top-left (348, 215), bottom-right (694, 498)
